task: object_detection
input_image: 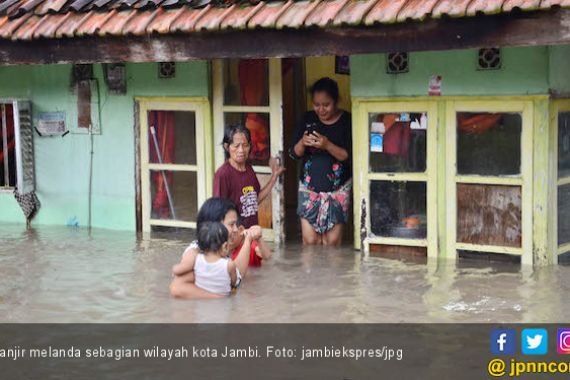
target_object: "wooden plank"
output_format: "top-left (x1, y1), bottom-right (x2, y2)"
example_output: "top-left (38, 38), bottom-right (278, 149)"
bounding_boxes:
top-left (455, 242), bottom-right (522, 255)
top-left (149, 219), bottom-right (196, 228)
top-left (369, 243), bottom-right (427, 263)
top-left (457, 183), bottom-right (522, 248)
top-left (367, 237), bottom-right (428, 247)
top-left (1, 9), bottom-right (570, 64)
top-left (257, 173), bottom-right (273, 229)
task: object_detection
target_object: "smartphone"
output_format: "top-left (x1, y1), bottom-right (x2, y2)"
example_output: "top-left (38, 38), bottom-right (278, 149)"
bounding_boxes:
top-left (305, 123), bottom-right (318, 136)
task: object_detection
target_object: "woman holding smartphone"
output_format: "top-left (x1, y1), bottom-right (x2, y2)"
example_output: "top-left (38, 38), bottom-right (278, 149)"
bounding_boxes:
top-left (289, 77), bottom-right (352, 246)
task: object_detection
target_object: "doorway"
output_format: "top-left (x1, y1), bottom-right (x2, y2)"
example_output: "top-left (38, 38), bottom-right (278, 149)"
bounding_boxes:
top-left (212, 56), bottom-right (353, 244)
top-left (282, 56), bottom-right (354, 244)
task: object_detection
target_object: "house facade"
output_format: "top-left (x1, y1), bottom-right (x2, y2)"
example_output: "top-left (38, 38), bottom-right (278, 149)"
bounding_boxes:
top-left (1, 0), bottom-right (569, 265)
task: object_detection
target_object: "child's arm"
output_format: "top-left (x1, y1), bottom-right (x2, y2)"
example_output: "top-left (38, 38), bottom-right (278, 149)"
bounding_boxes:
top-left (170, 278), bottom-right (224, 299)
top-left (232, 226), bottom-right (261, 278)
top-left (170, 250), bottom-right (223, 299)
top-left (255, 239), bottom-right (272, 260)
top-left (227, 260), bottom-right (238, 287)
top-left (172, 246), bottom-right (199, 277)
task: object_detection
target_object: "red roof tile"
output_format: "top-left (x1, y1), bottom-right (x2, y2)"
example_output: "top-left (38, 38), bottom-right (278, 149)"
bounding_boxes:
top-left (305, 0), bottom-right (350, 27)
top-left (541, 0), bottom-right (570, 7)
top-left (503, 0), bottom-right (541, 11)
top-left (275, 1), bottom-right (319, 29)
top-left (397, 0), bottom-right (439, 21)
top-left (365, 0), bottom-right (407, 25)
top-left (0, 0), bottom-right (568, 40)
top-left (247, 1), bottom-right (291, 28)
top-left (431, 0), bottom-right (473, 18)
top-left (169, 6), bottom-right (205, 32)
top-left (194, 5), bottom-right (234, 30)
top-left (146, 6), bottom-right (182, 32)
top-left (221, 2), bottom-right (262, 29)
top-left (333, 0), bottom-right (378, 26)
top-left (466, 0), bottom-right (506, 16)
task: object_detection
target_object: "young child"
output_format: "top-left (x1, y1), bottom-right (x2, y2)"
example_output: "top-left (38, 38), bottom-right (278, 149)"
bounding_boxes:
top-left (170, 197), bottom-right (271, 299)
top-left (185, 221), bottom-right (238, 297)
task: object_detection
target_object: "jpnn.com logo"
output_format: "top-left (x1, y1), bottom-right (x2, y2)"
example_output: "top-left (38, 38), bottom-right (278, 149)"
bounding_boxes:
top-left (491, 329), bottom-right (516, 355)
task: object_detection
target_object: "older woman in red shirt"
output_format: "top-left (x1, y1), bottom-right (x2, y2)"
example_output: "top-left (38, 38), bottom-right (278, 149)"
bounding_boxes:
top-left (213, 125), bottom-right (284, 228)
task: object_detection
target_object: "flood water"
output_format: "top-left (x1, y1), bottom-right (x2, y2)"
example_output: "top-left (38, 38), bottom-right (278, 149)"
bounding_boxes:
top-left (0, 223), bottom-right (569, 323)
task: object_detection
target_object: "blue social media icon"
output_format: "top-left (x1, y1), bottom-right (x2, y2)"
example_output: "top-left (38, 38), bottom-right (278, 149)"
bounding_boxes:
top-left (491, 329), bottom-right (516, 355)
top-left (522, 329), bottom-right (548, 355)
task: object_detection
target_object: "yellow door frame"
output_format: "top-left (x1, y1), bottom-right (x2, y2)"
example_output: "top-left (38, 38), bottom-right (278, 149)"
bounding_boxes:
top-left (212, 59), bottom-right (284, 242)
top-left (552, 99), bottom-right (570, 257)
top-left (353, 95), bottom-right (548, 265)
top-left (137, 97), bottom-right (213, 232)
top-left (353, 99), bottom-right (438, 258)
top-left (445, 99), bottom-right (534, 265)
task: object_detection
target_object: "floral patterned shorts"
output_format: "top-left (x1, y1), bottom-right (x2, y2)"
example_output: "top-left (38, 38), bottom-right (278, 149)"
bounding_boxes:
top-left (297, 180), bottom-right (352, 234)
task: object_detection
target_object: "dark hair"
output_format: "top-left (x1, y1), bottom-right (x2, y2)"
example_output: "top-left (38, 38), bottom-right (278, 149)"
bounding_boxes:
top-left (222, 125), bottom-right (252, 160)
top-left (310, 77), bottom-right (339, 104)
top-left (197, 221), bottom-right (228, 252)
top-left (196, 197), bottom-right (239, 232)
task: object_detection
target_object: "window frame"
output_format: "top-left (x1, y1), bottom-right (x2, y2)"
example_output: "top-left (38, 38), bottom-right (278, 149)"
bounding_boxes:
top-left (553, 99), bottom-right (570, 256)
top-left (354, 100), bottom-right (438, 258)
top-left (0, 99), bottom-right (34, 193)
top-left (137, 97), bottom-right (212, 232)
top-left (445, 100), bottom-right (533, 264)
top-left (212, 58), bottom-right (284, 242)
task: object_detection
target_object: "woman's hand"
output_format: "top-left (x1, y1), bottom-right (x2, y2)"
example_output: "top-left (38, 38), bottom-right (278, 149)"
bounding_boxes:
top-left (269, 157), bottom-right (285, 177)
top-left (259, 158), bottom-right (284, 204)
top-left (302, 132), bottom-right (315, 147)
top-left (309, 132), bottom-right (330, 150)
top-left (245, 225), bottom-right (263, 241)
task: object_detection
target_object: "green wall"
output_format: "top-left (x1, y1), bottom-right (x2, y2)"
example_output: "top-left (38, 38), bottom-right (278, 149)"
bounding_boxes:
top-left (549, 45), bottom-right (570, 96)
top-left (351, 47), bottom-right (552, 97)
top-left (0, 61), bottom-right (209, 230)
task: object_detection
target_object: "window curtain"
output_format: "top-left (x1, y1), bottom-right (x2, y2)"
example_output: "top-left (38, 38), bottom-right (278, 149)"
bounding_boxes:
top-left (0, 104), bottom-right (15, 186)
top-left (149, 111), bottom-right (176, 219)
top-left (238, 59), bottom-right (270, 161)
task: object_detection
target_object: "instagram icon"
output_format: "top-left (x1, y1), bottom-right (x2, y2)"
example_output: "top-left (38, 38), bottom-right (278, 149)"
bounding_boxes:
top-left (558, 329), bottom-right (570, 354)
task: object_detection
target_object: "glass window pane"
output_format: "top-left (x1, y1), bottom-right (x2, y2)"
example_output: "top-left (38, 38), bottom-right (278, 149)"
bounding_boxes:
top-left (223, 59), bottom-right (269, 106)
top-left (147, 111), bottom-right (197, 165)
top-left (368, 112), bottom-right (427, 173)
top-left (150, 170), bottom-right (197, 222)
top-left (559, 112), bottom-right (570, 178)
top-left (224, 112), bottom-right (271, 165)
top-left (369, 180), bottom-right (427, 239)
top-left (457, 112), bottom-right (521, 176)
top-left (457, 184), bottom-right (521, 247)
top-left (0, 103), bottom-right (16, 187)
top-left (558, 184), bottom-right (570, 246)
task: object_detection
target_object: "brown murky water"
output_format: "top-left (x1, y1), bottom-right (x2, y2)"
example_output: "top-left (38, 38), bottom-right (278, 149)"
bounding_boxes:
top-left (0, 223), bottom-right (569, 323)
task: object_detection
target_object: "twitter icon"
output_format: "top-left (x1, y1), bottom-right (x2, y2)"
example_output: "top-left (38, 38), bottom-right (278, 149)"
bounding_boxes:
top-left (522, 329), bottom-right (548, 355)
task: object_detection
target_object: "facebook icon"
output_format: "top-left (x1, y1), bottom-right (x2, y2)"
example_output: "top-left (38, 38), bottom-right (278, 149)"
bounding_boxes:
top-left (491, 329), bottom-right (516, 355)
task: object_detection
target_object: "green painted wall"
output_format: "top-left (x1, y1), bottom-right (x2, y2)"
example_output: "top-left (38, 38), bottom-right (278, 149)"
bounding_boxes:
top-left (549, 45), bottom-right (570, 96)
top-left (0, 61), bottom-right (209, 230)
top-left (351, 47), bottom-right (551, 97)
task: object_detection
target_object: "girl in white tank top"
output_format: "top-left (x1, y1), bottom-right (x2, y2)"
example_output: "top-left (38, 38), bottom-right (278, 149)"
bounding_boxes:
top-left (191, 221), bottom-right (238, 296)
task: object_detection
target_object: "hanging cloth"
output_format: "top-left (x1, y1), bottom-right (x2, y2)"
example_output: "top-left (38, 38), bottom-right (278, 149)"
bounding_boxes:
top-left (14, 190), bottom-right (40, 227)
top-left (238, 59), bottom-right (270, 161)
top-left (149, 111), bottom-right (176, 219)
